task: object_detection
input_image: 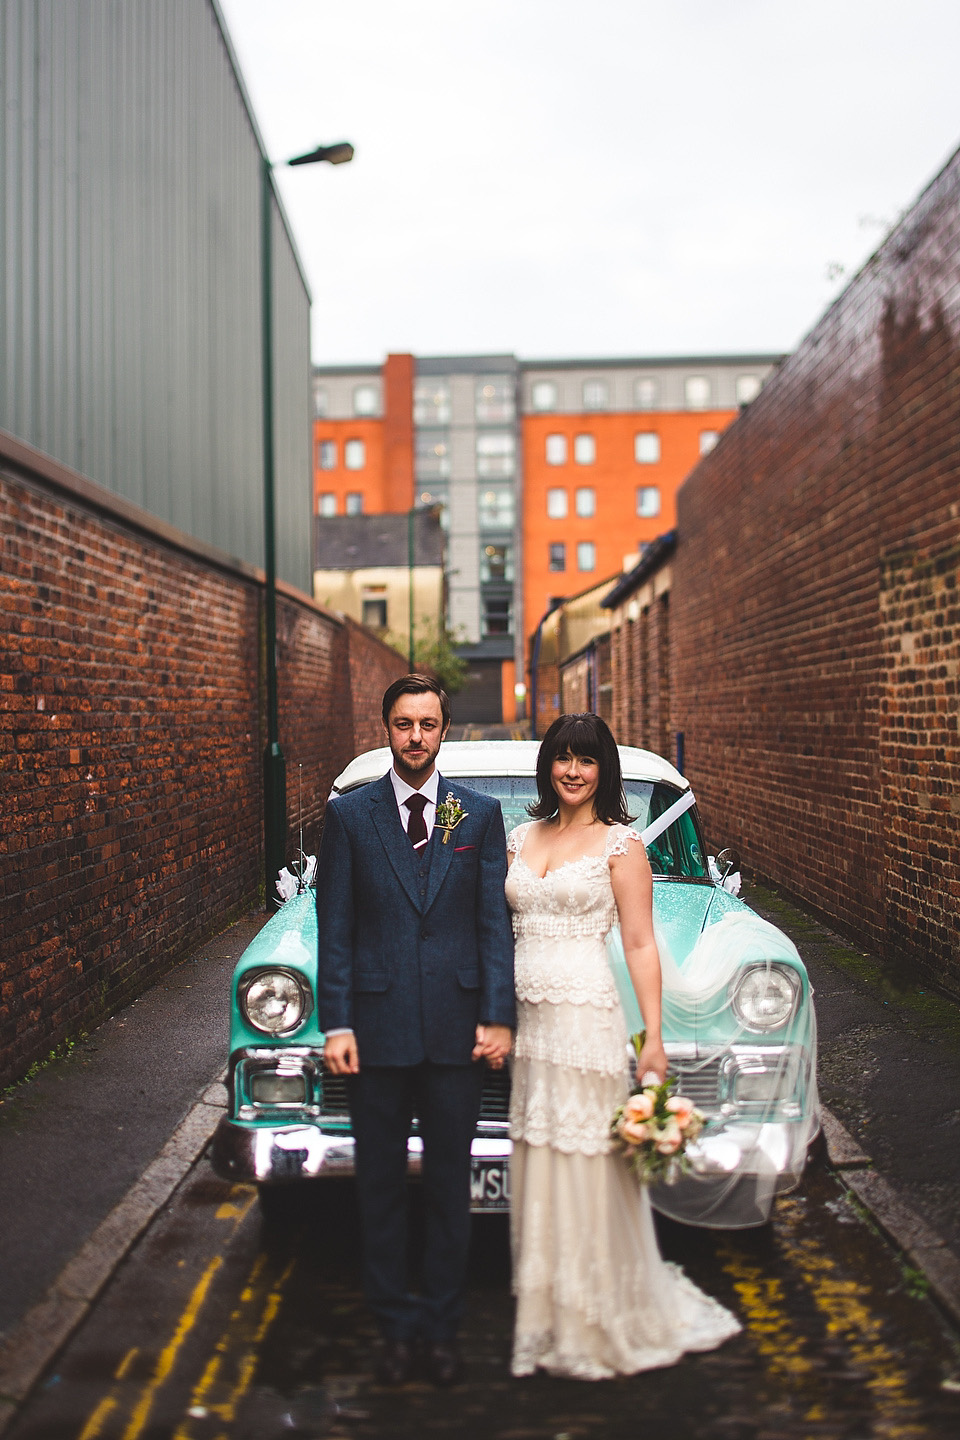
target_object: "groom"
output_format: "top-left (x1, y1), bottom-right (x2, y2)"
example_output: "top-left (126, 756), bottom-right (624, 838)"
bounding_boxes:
top-left (315, 674), bottom-right (515, 1386)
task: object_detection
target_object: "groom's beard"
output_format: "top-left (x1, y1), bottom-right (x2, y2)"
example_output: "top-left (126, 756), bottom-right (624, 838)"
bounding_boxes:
top-left (391, 739), bottom-right (440, 778)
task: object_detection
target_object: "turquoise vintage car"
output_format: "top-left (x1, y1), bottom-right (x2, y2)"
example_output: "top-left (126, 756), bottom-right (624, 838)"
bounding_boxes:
top-left (212, 741), bottom-right (818, 1227)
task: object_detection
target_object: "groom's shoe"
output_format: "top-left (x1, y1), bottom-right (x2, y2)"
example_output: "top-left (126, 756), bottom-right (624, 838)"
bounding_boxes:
top-left (424, 1340), bottom-right (464, 1388)
top-left (375, 1338), bottom-right (417, 1386)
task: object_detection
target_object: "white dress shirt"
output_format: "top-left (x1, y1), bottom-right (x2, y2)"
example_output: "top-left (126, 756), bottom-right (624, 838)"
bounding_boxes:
top-left (326, 767), bottom-right (440, 1039)
top-left (390, 766), bottom-right (439, 845)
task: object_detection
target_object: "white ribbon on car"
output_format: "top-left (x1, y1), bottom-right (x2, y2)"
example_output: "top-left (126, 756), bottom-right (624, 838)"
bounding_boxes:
top-left (638, 788), bottom-right (696, 848)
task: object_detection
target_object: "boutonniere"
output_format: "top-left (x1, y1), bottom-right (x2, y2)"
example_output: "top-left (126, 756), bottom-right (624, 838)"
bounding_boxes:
top-left (436, 792), bottom-right (468, 844)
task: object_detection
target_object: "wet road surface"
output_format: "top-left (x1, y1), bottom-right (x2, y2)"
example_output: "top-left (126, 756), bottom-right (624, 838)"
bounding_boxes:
top-left (8, 1144), bottom-right (960, 1440)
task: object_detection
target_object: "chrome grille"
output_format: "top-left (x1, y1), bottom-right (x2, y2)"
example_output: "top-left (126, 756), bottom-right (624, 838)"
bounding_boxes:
top-left (478, 1067), bottom-right (511, 1125)
top-left (669, 1058), bottom-right (722, 1107)
top-left (320, 1073), bottom-right (349, 1118)
top-left (319, 1067), bottom-right (512, 1126)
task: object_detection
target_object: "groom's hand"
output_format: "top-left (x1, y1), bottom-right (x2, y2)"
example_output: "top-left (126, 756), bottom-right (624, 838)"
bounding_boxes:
top-left (323, 1032), bottom-right (360, 1075)
top-left (472, 1024), bottom-right (512, 1069)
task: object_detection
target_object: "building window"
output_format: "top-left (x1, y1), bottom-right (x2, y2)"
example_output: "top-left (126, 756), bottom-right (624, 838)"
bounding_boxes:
top-left (317, 439), bottom-right (337, 470)
top-left (573, 433), bottom-right (596, 465)
top-left (636, 486), bottom-right (660, 518)
top-left (362, 597), bottom-right (387, 629)
top-left (344, 439), bottom-right (366, 470)
top-left (415, 430), bottom-right (450, 478)
top-left (699, 429), bottom-right (719, 455)
top-left (414, 378), bottom-right (451, 425)
top-left (736, 374), bottom-right (762, 405)
top-left (480, 542), bottom-right (514, 583)
top-left (476, 432), bottom-right (515, 477)
top-left (635, 376), bottom-right (658, 410)
top-left (575, 486), bottom-right (596, 518)
top-left (345, 491), bottom-right (364, 516)
top-left (353, 383), bottom-right (379, 416)
top-left (530, 379), bottom-right (557, 412)
top-left (577, 541), bottom-right (596, 572)
top-left (548, 542), bottom-right (566, 572)
top-left (475, 375), bottom-right (515, 423)
top-left (582, 379), bottom-right (608, 410)
top-left (546, 487), bottom-right (568, 519)
top-left (478, 486), bottom-right (515, 529)
top-left (684, 375), bottom-right (711, 410)
top-left (313, 383), bottom-right (328, 418)
top-left (545, 433), bottom-right (568, 466)
top-left (482, 596), bottom-right (512, 636)
top-left (317, 492), bottom-right (336, 517)
top-left (634, 431), bottom-right (660, 464)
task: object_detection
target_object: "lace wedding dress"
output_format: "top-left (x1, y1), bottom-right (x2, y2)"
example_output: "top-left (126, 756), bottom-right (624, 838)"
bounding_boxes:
top-left (505, 821), bottom-right (741, 1379)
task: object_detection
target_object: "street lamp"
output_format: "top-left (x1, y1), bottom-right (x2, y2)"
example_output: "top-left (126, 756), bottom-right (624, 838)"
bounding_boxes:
top-left (261, 139), bottom-right (354, 895)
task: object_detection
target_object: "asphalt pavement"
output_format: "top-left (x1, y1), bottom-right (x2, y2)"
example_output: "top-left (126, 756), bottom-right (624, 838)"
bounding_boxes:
top-left (0, 910), bottom-right (269, 1340)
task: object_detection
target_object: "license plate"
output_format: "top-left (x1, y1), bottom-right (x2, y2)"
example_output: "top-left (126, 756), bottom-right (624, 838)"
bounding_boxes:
top-left (469, 1158), bottom-right (510, 1211)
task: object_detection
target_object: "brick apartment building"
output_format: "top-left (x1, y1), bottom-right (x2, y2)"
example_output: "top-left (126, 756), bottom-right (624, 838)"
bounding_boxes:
top-left (312, 352), bottom-right (783, 721)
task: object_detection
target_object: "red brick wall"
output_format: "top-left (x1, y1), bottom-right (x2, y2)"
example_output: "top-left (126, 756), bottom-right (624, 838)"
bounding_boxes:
top-left (343, 615), bottom-right (407, 756)
top-left (608, 567), bottom-right (673, 762)
top-left (0, 440), bottom-right (406, 1087)
top-left (671, 146), bottom-right (960, 994)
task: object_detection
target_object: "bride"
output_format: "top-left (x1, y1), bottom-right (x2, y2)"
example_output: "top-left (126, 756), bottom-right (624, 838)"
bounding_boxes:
top-left (505, 712), bottom-right (740, 1379)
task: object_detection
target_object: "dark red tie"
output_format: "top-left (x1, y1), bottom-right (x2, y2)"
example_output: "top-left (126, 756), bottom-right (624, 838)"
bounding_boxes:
top-left (405, 793), bottom-right (428, 850)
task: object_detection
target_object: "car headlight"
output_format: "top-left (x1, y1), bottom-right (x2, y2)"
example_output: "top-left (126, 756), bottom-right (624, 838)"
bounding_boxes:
top-left (730, 964), bottom-right (800, 1031)
top-left (240, 969), bottom-right (310, 1035)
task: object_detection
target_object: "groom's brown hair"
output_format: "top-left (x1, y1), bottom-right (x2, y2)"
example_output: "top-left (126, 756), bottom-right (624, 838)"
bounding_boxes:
top-left (381, 673), bottom-right (451, 730)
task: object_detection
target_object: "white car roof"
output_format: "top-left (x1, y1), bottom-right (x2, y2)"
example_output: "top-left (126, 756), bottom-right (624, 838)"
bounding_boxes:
top-left (331, 740), bottom-right (690, 795)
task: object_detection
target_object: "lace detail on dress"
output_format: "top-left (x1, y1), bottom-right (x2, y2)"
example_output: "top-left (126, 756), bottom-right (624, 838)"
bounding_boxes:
top-left (513, 1005), bottom-right (627, 1074)
top-left (604, 823), bottom-right (644, 859)
top-left (514, 933), bottom-right (620, 1009)
top-left (509, 1058), bottom-right (625, 1153)
top-left (507, 821), bottom-right (534, 856)
top-left (512, 910), bottom-right (614, 941)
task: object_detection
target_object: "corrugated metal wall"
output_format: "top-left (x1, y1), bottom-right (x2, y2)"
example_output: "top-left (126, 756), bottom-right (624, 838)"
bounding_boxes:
top-left (0, 0), bottom-right (312, 592)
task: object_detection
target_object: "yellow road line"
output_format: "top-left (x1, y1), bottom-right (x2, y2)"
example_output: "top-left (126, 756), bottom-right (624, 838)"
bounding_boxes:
top-left (776, 1196), bottom-right (926, 1439)
top-left (718, 1243), bottom-right (813, 1384)
top-left (170, 1255), bottom-right (270, 1438)
top-left (120, 1256), bottom-right (222, 1440)
top-left (76, 1348), bottom-right (140, 1439)
top-left (78, 1394), bottom-right (117, 1440)
top-left (173, 1258), bottom-right (294, 1437)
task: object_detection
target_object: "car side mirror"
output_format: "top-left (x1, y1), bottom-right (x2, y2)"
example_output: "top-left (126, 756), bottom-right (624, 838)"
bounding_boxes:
top-left (715, 847), bottom-right (741, 879)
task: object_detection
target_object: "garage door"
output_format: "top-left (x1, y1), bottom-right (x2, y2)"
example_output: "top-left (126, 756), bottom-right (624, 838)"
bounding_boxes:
top-left (450, 660), bottom-right (503, 723)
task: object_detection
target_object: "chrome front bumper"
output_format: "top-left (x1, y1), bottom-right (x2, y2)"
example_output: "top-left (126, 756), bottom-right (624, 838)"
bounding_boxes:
top-left (211, 1116), bottom-right (513, 1210)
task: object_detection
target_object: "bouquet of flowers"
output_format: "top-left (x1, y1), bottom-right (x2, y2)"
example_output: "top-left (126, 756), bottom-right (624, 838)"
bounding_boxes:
top-left (611, 1033), bottom-right (705, 1185)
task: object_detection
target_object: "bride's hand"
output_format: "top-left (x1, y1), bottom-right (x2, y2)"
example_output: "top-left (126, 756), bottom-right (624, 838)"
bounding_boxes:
top-left (636, 1037), bottom-right (668, 1086)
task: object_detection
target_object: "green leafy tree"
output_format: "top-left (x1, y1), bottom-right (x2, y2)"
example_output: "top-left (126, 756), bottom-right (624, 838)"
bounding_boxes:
top-left (413, 619), bottom-right (468, 695)
top-left (384, 619), bottom-right (468, 695)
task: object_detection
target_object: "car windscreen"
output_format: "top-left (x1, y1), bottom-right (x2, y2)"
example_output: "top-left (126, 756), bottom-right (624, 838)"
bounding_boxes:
top-left (460, 777), bottom-right (708, 880)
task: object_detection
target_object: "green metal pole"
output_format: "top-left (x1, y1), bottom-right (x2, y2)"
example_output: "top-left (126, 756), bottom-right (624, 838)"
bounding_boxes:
top-left (407, 505), bottom-right (415, 670)
top-left (261, 154), bottom-right (286, 895)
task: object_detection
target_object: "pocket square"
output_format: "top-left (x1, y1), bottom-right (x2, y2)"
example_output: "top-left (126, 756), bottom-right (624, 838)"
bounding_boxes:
top-left (454, 844), bottom-right (476, 852)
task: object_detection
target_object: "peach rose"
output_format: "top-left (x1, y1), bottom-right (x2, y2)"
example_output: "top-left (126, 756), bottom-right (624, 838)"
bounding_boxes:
top-left (619, 1118), bottom-right (650, 1145)
top-left (624, 1092), bottom-right (655, 1122)
top-left (666, 1095), bottom-right (694, 1126)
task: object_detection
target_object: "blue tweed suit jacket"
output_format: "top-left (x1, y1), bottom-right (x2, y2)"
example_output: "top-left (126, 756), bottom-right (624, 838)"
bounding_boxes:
top-left (315, 772), bottom-right (516, 1067)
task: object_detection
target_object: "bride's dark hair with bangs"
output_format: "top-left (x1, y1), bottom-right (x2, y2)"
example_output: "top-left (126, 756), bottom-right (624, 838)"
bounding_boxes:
top-left (528, 713), bottom-right (630, 824)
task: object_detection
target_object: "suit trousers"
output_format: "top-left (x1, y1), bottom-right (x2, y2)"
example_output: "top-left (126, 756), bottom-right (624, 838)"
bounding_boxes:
top-left (347, 1061), bottom-right (485, 1342)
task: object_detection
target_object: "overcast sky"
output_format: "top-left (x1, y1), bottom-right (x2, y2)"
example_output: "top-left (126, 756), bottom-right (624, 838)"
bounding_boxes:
top-left (219, 0), bottom-right (960, 366)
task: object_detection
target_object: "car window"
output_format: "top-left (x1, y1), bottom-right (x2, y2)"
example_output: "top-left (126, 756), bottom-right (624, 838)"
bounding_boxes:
top-left (630, 782), bottom-right (707, 880)
top-left (462, 777), bottom-right (708, 881)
